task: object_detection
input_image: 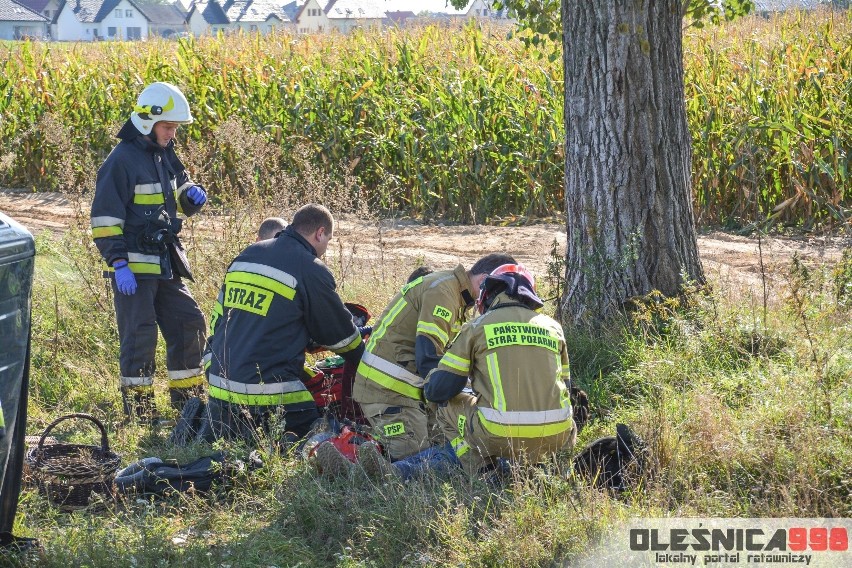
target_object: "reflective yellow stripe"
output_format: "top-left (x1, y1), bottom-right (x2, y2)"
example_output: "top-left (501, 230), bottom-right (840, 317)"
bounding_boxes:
top-left (210, 300), bottom-right (223, 333)
top-left (401, 277), bottom-right (423, 293)
top-left (226, 271), bottom-right (295, 300)
top-left (92, 226), bottom-right (123, 238)
top-left (332, 331), bottom-right (362, 354)
top-left (169, 375), bottom-right (205, 388)
top-left (485, 352), bottom-right (505, 412)
top-left (357, 360), bottom-right (423, 400)
top-left (441, 352), bottom-right (470, 374)
top-left (128, 262), bottom-right (161, 274)
top-left (477, 412), bottom-right (574, 438)
top-left (367, 295), bottom-right (407, 349)
top-left (175, 191), bottom-right (184, 215)
top-left (416, 321), bottom-right (448, 345)
top-left (91, 215), bottom-right (125, 228)
top-left (208, 385), bottom-right (314, 406)
top-left (450, 436), bottom-right (469, 457)
top-left (133, 193), bottom-right (165, 205)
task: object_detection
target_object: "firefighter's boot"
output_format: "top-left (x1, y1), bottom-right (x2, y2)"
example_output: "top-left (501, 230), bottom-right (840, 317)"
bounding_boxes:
top-left (121, 386), bottom-right (159, 425)
top-left (169, 384), bottom-right (204, 414)
top-left (314, 441), bottom-right (353, 479)
top-left (356, 441), bottom-right (398, 480)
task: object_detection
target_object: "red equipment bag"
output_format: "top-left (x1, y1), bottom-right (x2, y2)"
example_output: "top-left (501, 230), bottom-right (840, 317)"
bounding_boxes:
top-left (302, 301), bottom-right (371, 424)
top-left (304, 356), bottom-right (345, 409)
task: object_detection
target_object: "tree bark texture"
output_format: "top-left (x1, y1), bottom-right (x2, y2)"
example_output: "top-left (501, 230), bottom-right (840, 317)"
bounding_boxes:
top-left (561, 0), bottom-right (705, 326)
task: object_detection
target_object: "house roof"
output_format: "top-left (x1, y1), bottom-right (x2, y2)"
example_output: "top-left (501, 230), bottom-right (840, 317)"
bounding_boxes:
top-left (135, 0), bottom-right (186, 25)
top-left (53, 0), bottom-right (152, 23)
top-left (0, 0), bottom-right (48, 21)
top-left (187, 0), bottom-right (229, 23)
top-left (394, 0), bottom-right (471, 16)
top-left (754, 0), bottom-right (821, 10)
top-left (292, 0), bottom-right (481, 23)
top-left (384, 9), bottom-right (413, 23)
top-left (13, 0), bottom-right (51, 14)
top-left (280, 0), bottom-right (299, 19)
top-left (323, 0), bottom-right (385, 20)
top-left (221, 0), bottom-right (289, 22)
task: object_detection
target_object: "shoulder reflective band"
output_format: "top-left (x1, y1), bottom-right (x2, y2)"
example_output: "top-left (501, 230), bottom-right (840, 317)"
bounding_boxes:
top-left (400, 276), bottom-right (423, 295)
top-left (226, 261), bottom-right (297, 300)
top-left (483, 323), bottom-right (559, 353)
top-left (366, 295), bottom-right (408, 350)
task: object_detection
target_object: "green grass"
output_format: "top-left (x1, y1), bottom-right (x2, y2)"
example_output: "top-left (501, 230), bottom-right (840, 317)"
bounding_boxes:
top-left (6, 191), bottom-right (850, 566)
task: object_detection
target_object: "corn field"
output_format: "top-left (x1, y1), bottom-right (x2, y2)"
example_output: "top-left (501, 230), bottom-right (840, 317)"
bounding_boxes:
top-left (0, 11), bottom-right (849, 227)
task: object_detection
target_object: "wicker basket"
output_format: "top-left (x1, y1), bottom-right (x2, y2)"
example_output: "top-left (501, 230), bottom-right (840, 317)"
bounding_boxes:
top-left (25, 413), bottom-right (121, 511)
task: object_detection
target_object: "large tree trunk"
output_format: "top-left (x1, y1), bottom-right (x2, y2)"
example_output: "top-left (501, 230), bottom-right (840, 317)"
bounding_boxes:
top-left (561, 0), bottom-right (705, 326)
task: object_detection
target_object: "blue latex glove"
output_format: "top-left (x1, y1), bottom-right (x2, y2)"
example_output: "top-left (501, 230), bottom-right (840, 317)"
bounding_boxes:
top-left (113, 260), bottom-right (137, 295)
top-left (186, 185), bottom-right (207, 206)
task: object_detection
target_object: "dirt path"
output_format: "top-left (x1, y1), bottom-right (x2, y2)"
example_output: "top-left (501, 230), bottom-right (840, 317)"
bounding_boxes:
top-left (2, 190), bottom-right (847, 296)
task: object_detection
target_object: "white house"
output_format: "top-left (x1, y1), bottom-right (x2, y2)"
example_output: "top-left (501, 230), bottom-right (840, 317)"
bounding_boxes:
top-left (294, 0), bottom-right (512, 34)
top-left (0, 0), bottom-right (48, 39)
top-left (135, 0), bottom-right (188, 37)
top-left (324, 0), bottom-right (386, 33)
top-left (186, 0), bottom-right (229, 35)
top-left (293, 0), bottom-right (326, 33)
top-left (14, 0), bottom-right (59, 36)
top-left (222, 0), bottom-right (291, 33)
top-left (187, 0), bottom-right (291, 36)
top-left (53, 0), bottom-right (150, 40)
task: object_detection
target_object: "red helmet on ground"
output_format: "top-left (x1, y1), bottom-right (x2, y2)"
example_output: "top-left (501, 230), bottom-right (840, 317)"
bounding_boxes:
top-left (476, 263), bottom-right (544, 314)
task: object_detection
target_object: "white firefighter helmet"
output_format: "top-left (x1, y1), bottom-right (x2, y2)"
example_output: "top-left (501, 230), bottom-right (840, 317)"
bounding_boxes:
top-left (130, 82), bottom-right (193, 135)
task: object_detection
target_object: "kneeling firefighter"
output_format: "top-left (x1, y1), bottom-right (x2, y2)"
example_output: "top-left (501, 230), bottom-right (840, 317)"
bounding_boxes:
top-left (91, 82), bottom-right (208, 423)
top-left (205, 204), bottom-right (365, 444)
top-left (319, 263), bottom-right (577, 481)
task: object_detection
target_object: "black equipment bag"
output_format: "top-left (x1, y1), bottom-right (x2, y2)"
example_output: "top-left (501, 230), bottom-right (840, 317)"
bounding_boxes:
top-left (114, 451), bottom-right (231, 495)
top-left (573, 423), bottom-right (647, 492)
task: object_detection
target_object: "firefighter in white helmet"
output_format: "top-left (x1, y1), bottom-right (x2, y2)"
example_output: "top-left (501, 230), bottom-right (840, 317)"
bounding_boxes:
top-left (90, 81), bottom-right (208, 424)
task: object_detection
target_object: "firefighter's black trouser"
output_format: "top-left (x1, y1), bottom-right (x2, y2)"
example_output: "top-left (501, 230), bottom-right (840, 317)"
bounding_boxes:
top-left (112, 277), bottom-right (206, 409)
top-left (207, 397), bottom-right (319, 447)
